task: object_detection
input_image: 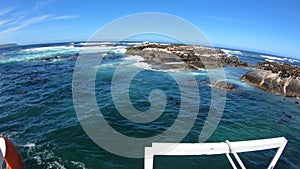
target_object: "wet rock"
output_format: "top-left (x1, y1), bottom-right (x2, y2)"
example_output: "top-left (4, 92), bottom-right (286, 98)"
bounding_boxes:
top-left (285, 78), bottom-right (300, 97)
top-left (126, 43), bottom-right (230, 70)
top-left (127, 43), bottom-right (300, 98)
top-left (242, 69), bottom-right (300, 97)
top-left (255, 61), bottom-right (300, 79)
top-left (212, 80), bottom-right (236, 90)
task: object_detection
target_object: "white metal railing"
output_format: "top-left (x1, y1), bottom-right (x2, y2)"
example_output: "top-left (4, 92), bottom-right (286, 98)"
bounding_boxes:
top-left (144, 137), bottom-right (287, 169)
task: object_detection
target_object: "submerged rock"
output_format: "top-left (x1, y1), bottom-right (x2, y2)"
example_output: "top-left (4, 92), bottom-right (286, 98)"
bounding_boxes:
top-left (212, 80), bottom-right (236, 90)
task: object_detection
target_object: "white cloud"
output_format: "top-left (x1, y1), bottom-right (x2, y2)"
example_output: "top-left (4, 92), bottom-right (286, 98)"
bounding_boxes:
top-left (0, 7), bottom-right (15, 17)
top-left (52, 15), bottom-right (79, 20)
top-left (0, 13), bottom-right (80, 41)
top-left (0, 15), bottom-right (51, 37)
top-left (0, 19), bottom-right (10, 26)
top-left (34, 0), bottom-right (55, 11)
top-left (0, 3), bottom-right (79, 42)
top-left (3, 15), bottom-right (26, 27)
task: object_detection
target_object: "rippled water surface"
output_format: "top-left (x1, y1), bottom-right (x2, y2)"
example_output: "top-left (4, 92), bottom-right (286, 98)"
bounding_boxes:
top-left (0, 42), bottom-right (299, 168)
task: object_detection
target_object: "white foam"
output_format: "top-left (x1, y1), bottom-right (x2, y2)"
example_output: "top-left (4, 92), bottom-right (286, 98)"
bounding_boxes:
top-left (80, 46), bottom-right (126, 54)
top-left (78, 42), bottom-right (117, 46)
top-left (28, 147), bottom-right (68, 169)
top-left (23, 46), bottom-right (76, 52)
top-left (22, 143), bottom-right (35, 148)
top-left (261, 55), bottom-right (286, 61)
top-left (265, 59), bottom-right (275, 62)
top-left (134, 61), bottom-right (153, 70)
top-left (0, 45), bottom-right (81, 63)
top-left (161, 69), bottom-right (183, 72)
top-left (33, 156), bottom-right (42, 165)
top-left (260, 55), bottom-right (300, 64)
top-left (71, 161), bottom-right (86, 168)
top-left (143, 48), bottom-right (172, 54)
top-left (288, 58), bottom-right (300, 63)
top-left (123, 55), bottom-right (144, 62)
top-left (48, 161), bottom-right (66, 169)
top-left (231, 50), bottom-right (242, 55)
top-left (124, 55), bottom-right (159, 71)
top-left (165, 62), bottom-right (185, 65)
top-left (221, 49), bottom-right (242, 55)
top-left (122, 42), bottom-right (141, 45)
top-left (113, 48), bottom-right (127, 54)
top-left (125, 56), bottom-right (186, 72)
top-left (0, 53), bottom-right (66, 64)
top-left (117, 55), bottom-right (151, 70)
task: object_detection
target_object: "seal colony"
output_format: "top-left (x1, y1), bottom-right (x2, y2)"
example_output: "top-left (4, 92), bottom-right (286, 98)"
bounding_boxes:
top-left (125, 42), bottom-right (300, 97)
top-left (126, 42), bottom-right (247, 70)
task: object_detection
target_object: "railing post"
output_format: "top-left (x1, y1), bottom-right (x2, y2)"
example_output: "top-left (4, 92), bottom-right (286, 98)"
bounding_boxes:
top-left (144, 147), bottom-right (154, 169)
top-left (267, 138), bottom-right (288, 169)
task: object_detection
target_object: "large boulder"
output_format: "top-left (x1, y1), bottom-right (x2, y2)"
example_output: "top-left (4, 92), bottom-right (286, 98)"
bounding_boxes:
top-left (242, 69), bottom-right (300, 97)
top-left (285, 78), bottom-right (300, 97)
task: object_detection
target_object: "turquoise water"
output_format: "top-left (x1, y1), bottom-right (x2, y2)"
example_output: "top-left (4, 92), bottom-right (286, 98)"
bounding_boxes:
top-left (0, 42), bottom-right (299, 168)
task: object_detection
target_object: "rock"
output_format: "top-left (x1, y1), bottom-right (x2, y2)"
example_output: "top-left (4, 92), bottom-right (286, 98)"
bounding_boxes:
top-left (285, 78), bottom-right (300, 97)
top-left (255, 61), bottom-right (300, 78)
top-left (127, 43), bottom-right (300, 98)
top-left (126, 43), bottom-right (229, 70)
top-left (242, 69), bottom-right (300, 97)
top-left (212, 80), bottom-right (236, 90)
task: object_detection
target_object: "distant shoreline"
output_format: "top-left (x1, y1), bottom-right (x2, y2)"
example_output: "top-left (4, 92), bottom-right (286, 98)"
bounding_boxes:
top-left (4, 40), bottom-right (298, 60)
top-left (0, 43), bottom-right (18, 48)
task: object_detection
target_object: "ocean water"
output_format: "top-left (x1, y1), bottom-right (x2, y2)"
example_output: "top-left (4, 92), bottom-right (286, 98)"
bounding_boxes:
top-left (0, 42), bottom-right (299, 169)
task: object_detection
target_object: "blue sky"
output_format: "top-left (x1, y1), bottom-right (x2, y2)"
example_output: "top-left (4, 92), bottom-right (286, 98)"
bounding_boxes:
top-left (0, 0), bottom-right (300, 59)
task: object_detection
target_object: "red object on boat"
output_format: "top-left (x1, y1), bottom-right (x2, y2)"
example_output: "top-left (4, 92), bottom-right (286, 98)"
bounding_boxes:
top-left (1, 136), bottom-right (25, 169)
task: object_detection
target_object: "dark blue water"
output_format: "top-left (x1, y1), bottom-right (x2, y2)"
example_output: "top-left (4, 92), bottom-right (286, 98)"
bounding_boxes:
top-left (0, 42), bottom-right (299, 168)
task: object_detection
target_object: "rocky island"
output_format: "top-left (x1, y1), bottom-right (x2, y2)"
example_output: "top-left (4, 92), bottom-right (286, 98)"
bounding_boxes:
top-left (125, 42), bottom-right (300, 97)
top-left (126, 42), bottom-right (248, 70)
